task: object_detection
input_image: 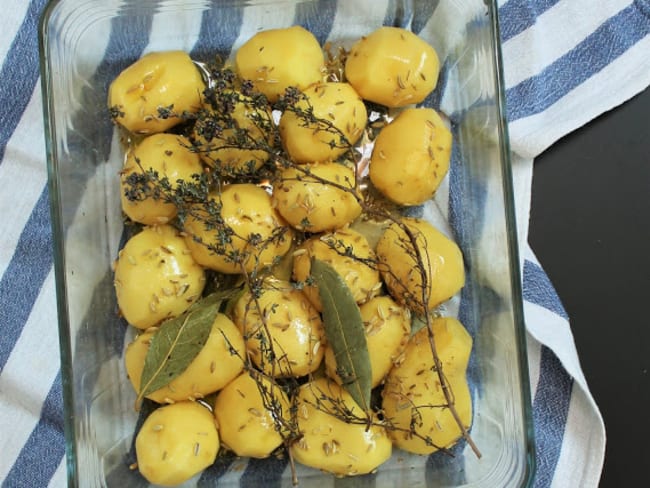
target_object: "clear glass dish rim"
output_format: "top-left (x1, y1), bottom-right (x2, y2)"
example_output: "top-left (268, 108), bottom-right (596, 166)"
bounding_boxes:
top-left (37, 0), bottom-right (537, 485)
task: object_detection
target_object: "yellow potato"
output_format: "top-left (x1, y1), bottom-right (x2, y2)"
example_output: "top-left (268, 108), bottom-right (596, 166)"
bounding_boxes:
top-left (114, 225), bottom-right (206, 329)
top-left (135, 401), bottom-right (219, 486)
top-left (292, 229), bottom-right (381, 312)
top-left (382, 318), bottom-right (472, 455)
top-left (279, 82), bottom-right (367, 163)
top-left (290, 377), bottom-right (392, 476)
top-left (273, 161), bottom-right (361, 232)
top-left (375, 218), bottom-right (464, 314)
top-left (345, 27), bottom-right (440, 108)
top-left (370, 108), bottom-right (452, 206)
top-left (325, 296), bottom-right (410, 388)
top-left (183, 184), bottom-right (293, 274)
top-left (108, 51), bottom-right (205, 134)
top-left (192, 91), bottom-right (273, 175)
top-left (213, 371), bottom-right (291, 458)
top-left (125, 313), bottom-right (245, 403)
top-left (235, 26), bottom-right (325, 103)
top-left (120, 133), bottom-right (203, 225)
top-left (232, 279), bottom-right (324, 377)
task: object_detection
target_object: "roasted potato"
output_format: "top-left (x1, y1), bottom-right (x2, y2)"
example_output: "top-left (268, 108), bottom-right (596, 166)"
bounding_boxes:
top-left (135, 401), bottom-right (219, 486)
top-left (370, 108), bottom-right (451, 206)
top-left (382, 317), bottom-right (472, 454)
top-left (273, 161), bottom-right (361, 232)
top-left (213, 371), bottom-right (291, 458)
top-left (109, 51), bottom-right (204, 134)
top-left (235, 26), bottom-right (325, 103)
top-left (120, 133), bottom-right (203, 225)
top-left (113, 225), bottom-right (206, 329)
top-left (345, 27), bottom-right (440, 108)
top-left (192, 90), bottom-right (273, 174)
top-left (125, 313), bottom-right (245, 403)
top-left (325, 295), bottom-right (410, 388)
top-left (290, 377), bottom-right (392, 476)
top-left (292, 228), bottom-right (381, 311)
top-left (375, 218), bottom-right (464, 313)
top-left (279, 82), bottom-right (367, 163)
top-left (232, 279), bottom-right (324, 377)
top-left (183, 184), bottom-right (293, 274)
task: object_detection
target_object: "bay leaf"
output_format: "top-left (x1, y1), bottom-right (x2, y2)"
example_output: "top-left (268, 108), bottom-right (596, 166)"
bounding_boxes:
top-left (310, 258), bottom-right (371, 413)
top-left (410, 315), bottom-right (427, 336)
top-left (138, 288), bottom-right (241, 401)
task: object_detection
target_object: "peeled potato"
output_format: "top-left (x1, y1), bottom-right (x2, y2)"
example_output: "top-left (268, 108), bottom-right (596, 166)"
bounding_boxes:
top-left (135, 401), bottom-right (219, 486)
top-left (370, 108), bottom-right (451, 206)
top-left (113, 225), bottom-right (206, 329)
top-left (382, 318), bottom-right (472, 455)
top-left (345, 27), bottom-right (440, 108)
top-left (192, 91), bottom-right (273, 174)
top-left (273, 161), bottom-right (361, 232)
top-left (235, 26), bottom-right (325, 103)
top-left (108, 50), bottom-right (205, 134)
top-left (290, 377), bottom-right (392, 476)
top-left (232, 279), bottom-right (324, 377)
top-left (213, 371), bottom-right (291, 458)
top-left (183, 184), bottom-right (293, 274)
top-left (292, 229), bottom-right (381, 312)
top-left (375, 218), bottom-right (464, 313)
top-left (325, 296), bottom-right (410, 388)
top-left (279, 82), bottom-right (367, 163)
top-left (120, 133), bottom-right (203, 225)
top-left (125, 313), bottom-right (245, 403)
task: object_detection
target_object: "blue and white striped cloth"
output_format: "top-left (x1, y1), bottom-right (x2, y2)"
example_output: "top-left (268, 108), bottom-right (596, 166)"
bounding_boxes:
top-left (1, 0), bottom-right (649, 486)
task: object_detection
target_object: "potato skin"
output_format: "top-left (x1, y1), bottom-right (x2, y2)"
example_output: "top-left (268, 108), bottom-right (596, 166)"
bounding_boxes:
top-left (279, 82), bottom-right (367, 163)
top-left (213, 371), bottom-right (291, 458)
top-left (235, 26), bottom-right (324, 103)
top-left (370, 108), bottom-right (451, 206)
top-left (382, 318), bottom-right (472, 455)
top-left (135, 401), bottom-right (219, 486)
top-left (108, 51), bottom-right (205, 134)
top-left (375, 218), bottom-right (464, 313)
top-left (125, 313), bottom-right (245, 403)
top-left (120, 133), bottom-right (203, 225)
top-left (325, 295), bottom-right (410, 388)
top-left (273, 161), bottom-right (361, 232)
top-left (290, 377), bottom-right (392, 476)
top-left (292, 229), bottom-right (381, 312)
top-left (114, 225), bottom-right (206, 329)
top-left (232, 279), bottom-right (324, 377)
top-left (183, 184), bottom-right (293, 274)
top-left (192, 91), bottom-right (272, 174)
top-left (345, 27), bottom-right (440, 108)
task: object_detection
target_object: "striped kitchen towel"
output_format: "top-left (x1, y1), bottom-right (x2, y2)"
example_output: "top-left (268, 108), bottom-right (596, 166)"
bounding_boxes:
top-left (0, 0), bottom-right (648, 486)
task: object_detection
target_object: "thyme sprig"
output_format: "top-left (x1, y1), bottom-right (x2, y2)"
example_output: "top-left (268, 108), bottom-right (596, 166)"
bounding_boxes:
top-left (119, 58), bottom-right (479, 478)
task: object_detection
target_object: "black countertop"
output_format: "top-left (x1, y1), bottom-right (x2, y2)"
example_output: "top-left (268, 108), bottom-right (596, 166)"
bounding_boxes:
top-left (529, 86), bottom-right (650, 487)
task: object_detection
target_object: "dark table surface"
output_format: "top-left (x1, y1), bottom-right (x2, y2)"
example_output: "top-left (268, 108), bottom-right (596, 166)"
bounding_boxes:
top-left (529, 85), bottom-right (650, 487)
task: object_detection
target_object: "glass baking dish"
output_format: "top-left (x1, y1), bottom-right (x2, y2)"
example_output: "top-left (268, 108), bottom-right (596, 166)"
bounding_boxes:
top-left (39, 0), bottom-right (535, 486)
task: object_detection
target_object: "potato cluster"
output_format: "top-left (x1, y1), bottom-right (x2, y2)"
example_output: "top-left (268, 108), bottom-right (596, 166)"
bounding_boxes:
top-left (109, 23), bottom-right (472, 486)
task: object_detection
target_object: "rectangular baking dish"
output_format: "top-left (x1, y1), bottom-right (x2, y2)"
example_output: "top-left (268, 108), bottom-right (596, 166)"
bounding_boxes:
top-left (39, 0), bottom-right (535, 486)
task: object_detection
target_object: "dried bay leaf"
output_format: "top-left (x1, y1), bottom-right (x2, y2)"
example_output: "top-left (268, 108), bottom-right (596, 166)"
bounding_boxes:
top-left (310, 258), bottom-right (371, 413)
top-left (137, 288), bottom-right (241, 402)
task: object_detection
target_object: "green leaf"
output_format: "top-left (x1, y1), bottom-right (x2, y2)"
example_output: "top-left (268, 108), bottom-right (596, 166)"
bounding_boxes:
top-left (311, 258), bottom-right (372, 413)
top-left (410, 315), bottom-right (428, 336)
top-left (138, 289), bottom-right (240, 402)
